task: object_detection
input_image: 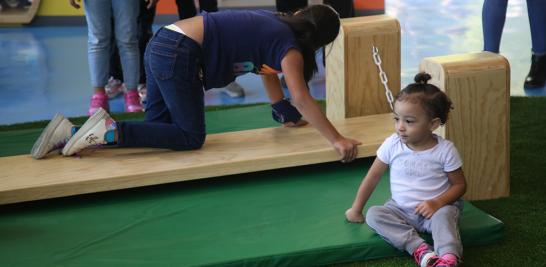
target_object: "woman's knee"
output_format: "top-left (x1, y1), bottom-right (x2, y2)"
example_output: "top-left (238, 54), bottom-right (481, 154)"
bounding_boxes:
top-left (171, 132), bottom-right (205, 151)
top-left (189, 132), bottom-right (206, 149)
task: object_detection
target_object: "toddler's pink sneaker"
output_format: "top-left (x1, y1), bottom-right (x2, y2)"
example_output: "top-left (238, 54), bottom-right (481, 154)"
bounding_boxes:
top-left (413, 243), bottom-right (438, 267)
top-left (88, 92), bottom-right (109, 116)
top-left (435, 253), bottom-right (459, 267)
top-left (124, 90), bottom-right (143, 113)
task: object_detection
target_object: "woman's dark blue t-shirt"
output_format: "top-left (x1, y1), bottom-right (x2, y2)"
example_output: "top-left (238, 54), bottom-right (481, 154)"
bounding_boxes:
top-left (202, 10), bottom-right (298, 89)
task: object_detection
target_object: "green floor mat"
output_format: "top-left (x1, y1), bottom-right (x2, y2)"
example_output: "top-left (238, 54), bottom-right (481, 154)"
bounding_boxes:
top-left (0, 105), bottom-right (503, 266)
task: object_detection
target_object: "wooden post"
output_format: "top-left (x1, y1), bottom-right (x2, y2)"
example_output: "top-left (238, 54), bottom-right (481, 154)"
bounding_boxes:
top-left (0, 0), bottom-right (40, 24)
top-left (325, 15), bottom-right (400, 120)
top-left (420, 52), bottom-right (510, 200)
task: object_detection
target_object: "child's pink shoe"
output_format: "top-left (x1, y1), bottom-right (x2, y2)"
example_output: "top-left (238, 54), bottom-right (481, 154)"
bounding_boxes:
top-left (413, 243), bottom-right (438, 267)
top-left (435, 253), bottom-right (459, 267)
top-left (124, 90), bottom-right (143, 113)
top-left (88, 92), bottom-right (109, 116)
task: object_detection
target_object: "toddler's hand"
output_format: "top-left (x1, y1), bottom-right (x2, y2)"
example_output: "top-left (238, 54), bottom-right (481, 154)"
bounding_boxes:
top-left (415, 199), bottom-right (442, 219)
top-left (345, 208), bottom-right (364, 223)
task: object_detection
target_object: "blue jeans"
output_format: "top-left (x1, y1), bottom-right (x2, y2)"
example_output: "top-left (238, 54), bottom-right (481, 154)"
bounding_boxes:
top-left (84, 0), bottom-right (140, 89)
top-left (483, 0), bottom-right (546, 54)
top-left (117, 28), bottom-right (206, 150)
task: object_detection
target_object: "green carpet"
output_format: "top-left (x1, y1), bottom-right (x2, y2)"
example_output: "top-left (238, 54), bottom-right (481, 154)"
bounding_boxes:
top-left (1, 99), bottom-right (533, 266)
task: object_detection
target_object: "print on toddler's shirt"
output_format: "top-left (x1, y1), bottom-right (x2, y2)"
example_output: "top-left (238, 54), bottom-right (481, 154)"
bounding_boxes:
top-left (401, 159), bottom-right (427, 177)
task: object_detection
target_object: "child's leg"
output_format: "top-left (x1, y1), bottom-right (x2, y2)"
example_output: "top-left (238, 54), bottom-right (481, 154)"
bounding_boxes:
top-left (116, 28), bottom-right (205, 150)
top-left (83, 1), bottom-right (112, 91)
top-left (84, 1), bottom-right (113, 115)
top-left (482, 0), bottom-right (508, 53)
top-left (112, 0), bottom-right (142, 112)
top-left (112, 0), bottom-right (139, 91)
top-left (428, 202), bottom-right (463, 259)
top-left (366, 200), bottom-right (427, 255)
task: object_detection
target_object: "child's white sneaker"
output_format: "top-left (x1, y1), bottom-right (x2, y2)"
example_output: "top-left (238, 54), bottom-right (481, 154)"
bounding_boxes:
top-left (31, 113), bottom-right (74, 159)
top-left (62, 108), bottom-right (116, 156)
top-left (220, 81), bottom-right (245, 98)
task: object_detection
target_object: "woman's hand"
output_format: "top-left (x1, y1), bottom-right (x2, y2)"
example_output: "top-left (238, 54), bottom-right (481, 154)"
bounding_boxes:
top-left (333, 137), bottom-right (361, 163)
top-left (345, 208), bottom-right (365, 223)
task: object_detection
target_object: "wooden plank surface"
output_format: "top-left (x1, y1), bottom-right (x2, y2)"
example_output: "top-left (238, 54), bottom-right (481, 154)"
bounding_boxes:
top-left (0, 113), bottom-right (394, 205)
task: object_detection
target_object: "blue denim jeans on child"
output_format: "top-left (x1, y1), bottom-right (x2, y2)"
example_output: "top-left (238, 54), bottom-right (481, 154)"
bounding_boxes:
top-left (84, 0), bottom-right (140, 89)
top-left (117, 27), bottom-right (206, 150)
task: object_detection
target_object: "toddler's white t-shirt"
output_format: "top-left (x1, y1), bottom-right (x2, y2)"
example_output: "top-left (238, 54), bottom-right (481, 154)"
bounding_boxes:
top-left (376, 133), bottom-right (462, 209)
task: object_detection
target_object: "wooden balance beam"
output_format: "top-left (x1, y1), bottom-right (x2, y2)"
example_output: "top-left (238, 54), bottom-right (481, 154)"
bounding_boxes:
top-left (0, 114), bottom-right (393, 205)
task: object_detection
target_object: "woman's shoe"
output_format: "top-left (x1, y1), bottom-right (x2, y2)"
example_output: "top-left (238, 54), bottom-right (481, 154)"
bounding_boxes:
top-left (62, 108), bottom-right (116, 156)
top-left (31, 113), bottom-right (75, 159)
top-left (524, 54), bottom-right (546, 89)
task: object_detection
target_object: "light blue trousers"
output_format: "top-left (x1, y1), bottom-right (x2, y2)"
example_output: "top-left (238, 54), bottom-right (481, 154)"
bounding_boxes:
top-left (84, 0), bottom-right (140, 89)
top-left (366, 199), bottom-right (464, 258)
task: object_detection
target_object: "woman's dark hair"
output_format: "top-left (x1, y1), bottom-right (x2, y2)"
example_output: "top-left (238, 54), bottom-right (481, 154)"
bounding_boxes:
top-left (396, 72), bottom-right (453, 125)
top-left (277, 4), bottom-right (340, 82)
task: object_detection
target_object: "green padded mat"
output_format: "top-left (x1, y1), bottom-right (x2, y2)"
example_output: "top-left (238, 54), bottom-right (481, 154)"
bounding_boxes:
top-left (0, 105), bottom-right (503, 266)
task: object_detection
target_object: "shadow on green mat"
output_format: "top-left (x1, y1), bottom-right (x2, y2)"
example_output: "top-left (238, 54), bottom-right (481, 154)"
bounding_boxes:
top-left (0, 97), bottom-right (545, 266)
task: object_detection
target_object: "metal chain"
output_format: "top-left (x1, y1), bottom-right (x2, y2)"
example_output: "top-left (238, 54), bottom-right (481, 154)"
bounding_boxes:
top-left (372, 46), bottom-right (395, 111)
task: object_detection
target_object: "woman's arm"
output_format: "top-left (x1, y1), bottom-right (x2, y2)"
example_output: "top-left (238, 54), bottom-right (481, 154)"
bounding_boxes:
top-left (414, 167), bottom-right (467, 219)
top-left (261, 74), bottom-right (308, 127)
top-left (261, 74), bottom-right (284, 103)
top-left (345, 158), bottom-right (388, 223)
top-left (281, 48), bottom-right (361, 162)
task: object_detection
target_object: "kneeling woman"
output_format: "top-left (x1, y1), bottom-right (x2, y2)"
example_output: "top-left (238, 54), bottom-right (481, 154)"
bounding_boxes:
top-left (33, 4), bottom-right (361, 163)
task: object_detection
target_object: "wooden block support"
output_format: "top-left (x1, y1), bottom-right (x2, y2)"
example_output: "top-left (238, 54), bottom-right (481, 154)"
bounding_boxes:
top-left (420, 52), bottom-right (510, 200)
top-left (0, 114), bottom-right (394, 205)
top-left (325, 15), bottom-right (401, 120)
top-left (0, 0), bottom-right (40, 24)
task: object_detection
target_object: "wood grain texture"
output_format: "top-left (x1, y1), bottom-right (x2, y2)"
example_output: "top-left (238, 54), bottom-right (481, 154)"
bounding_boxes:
top-left (420, 52), bottom-right (510, 200)
top-left (0, 0), bottom-right (40, 24)
top-left (0, 114), bottom-right (395, 204)
top-left (326, 15), bottom-right (401, 120)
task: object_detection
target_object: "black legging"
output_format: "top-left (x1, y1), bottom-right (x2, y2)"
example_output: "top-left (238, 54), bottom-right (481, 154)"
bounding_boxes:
top-left (276, 0), bottom-right (354, 18)
top-left (176, 0), bottom-right (218, 20)
top-left (109, 1), bottom-right (156, 84)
